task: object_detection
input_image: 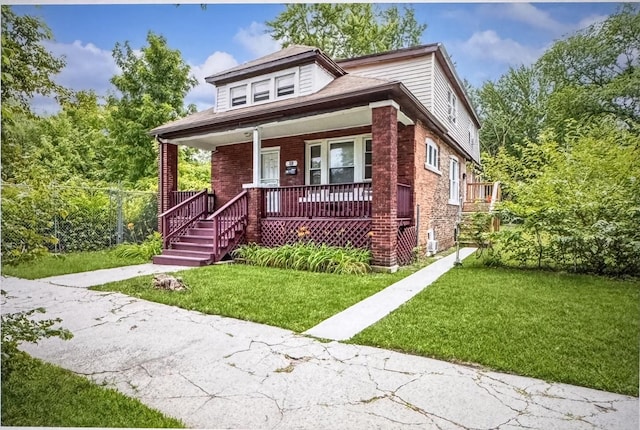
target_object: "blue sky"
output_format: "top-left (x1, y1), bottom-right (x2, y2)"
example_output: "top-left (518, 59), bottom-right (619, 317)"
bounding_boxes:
top-left (12, 2), bottom-right (620, 114)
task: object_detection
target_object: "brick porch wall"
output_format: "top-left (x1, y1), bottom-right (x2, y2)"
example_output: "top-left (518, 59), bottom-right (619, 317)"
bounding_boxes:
top-left (412, 120), bottom-right (466, 252)
top-left (158, 142), bottom-right (178, 227)
top-left (370, 105), bottom-right (398, 268)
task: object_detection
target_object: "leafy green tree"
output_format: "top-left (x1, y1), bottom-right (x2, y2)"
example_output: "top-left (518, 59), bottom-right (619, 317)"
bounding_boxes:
top-left (107, 31), bottom-right (197, 184)
top-left (266, 4), bottom-right (426, 59)
top-left (0, 5), bottom-right (66, 116)
top-left (539, 3), bottom-right (640, 131)
top-left (490, 118), bottom-right (640, 275)
top-left (476, 66), bottom-right (550, 157)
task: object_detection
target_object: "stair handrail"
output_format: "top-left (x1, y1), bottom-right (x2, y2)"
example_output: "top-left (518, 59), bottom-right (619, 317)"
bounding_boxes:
top-left (159, 189), bottom-right (208, 249)
top-left (489, 181), bottom-right (501, 212)
top-left (207, 190), bottom-right (248, 260)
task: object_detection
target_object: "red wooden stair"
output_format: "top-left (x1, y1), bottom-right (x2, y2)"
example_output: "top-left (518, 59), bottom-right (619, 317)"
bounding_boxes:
top-left (154, 191), bottom-right (248, 267)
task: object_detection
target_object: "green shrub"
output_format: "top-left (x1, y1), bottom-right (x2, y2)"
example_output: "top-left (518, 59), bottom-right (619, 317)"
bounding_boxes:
top-left (113, 232), bottom-right (162, 261)
top-left (232, 242), bottom-right (371, 274)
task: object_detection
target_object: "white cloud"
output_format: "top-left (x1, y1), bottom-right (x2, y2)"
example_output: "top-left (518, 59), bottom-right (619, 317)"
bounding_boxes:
top-left (458, 30), bottom-right (542, 66)
top-left (499, 3), bottom-right (565, 33)
top-left (43, 40), bottom-right (118, 95)
top-left (233, 22), bottom-right (281, 58)
top-left (186, 51), bottom-right (238, 111)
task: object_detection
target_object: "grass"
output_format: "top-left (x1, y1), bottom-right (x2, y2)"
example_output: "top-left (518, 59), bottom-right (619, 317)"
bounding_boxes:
top-left (351, 255), bottom-right (640, 396)
top-left (1, 249), bottom-right (149, 279)
top-left (92, 263), bottom-right (409, 332)
top-left (1, 353), bottom-right (184, 427)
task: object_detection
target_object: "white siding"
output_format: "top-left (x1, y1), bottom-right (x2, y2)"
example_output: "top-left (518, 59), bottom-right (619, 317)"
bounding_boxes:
top-left (433, 59), bottom-right (480, 163)
top-left (342, 55), bottom-right (433, 111)
top-left (299, 63), bottom-right (314, 95)
top-left (312, 64), bottom-right (335, 93)
top-left (216, 86), bottom-right (227, 112)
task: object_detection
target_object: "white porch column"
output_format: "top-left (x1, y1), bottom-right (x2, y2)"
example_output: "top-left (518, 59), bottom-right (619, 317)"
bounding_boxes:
top-left (252, 127), bottom-right (261, 186)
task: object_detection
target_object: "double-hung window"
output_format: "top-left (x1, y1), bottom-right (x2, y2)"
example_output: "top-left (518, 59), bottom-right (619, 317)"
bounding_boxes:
top-left (252, 80), bottom-right (270, 103)
top-left (447, 88), bottom-right (457, 124)
top-left (425, 138), bottom-right (440, 172)
top-left (306, 135), bottom-right (370, 185)
top-left (449, 156), bottom-right (460, 205)
top-left (230, 85), bottom-right (247, 107)
top-left (329, 141), bottom-right (355, 184)
top-left (276, 74), bottom-right (295, 97)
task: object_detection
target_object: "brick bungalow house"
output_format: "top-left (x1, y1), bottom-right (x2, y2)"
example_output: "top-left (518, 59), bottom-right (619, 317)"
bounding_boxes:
top-left (150, 43), bottom-right (497, 271)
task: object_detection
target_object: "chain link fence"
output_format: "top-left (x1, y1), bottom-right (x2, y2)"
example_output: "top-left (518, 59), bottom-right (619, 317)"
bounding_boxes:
top-left (1, 183), bottom-right (158, 259)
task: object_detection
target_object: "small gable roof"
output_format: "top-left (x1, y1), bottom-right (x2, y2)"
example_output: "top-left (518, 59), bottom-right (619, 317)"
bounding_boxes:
top-left (205, 44), bottom-right (346, 86)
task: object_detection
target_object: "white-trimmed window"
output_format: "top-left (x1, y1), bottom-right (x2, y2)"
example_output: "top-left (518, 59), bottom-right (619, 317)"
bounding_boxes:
top-left (447, 88), bottom-right (457, 124)
top-left (230, 85), bottom-right (247, 107)
top-left (309, 144), bottom-right (322, 185)
top-left (252, 80), bottom-right (270, 103)
top-left (449, 156), bottom-right (460, 205)
top-left (305, 135), bottom-right (370, 185)
top-left (276, 73), bottom-right (295, 97)
top-left (364, 138), bottom-right (372, 181)
top-left (425, 138), bottom-right (440, 173)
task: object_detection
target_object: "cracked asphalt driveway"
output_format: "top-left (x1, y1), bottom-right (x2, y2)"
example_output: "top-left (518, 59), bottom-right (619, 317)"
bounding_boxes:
top-left (2, 276), bottom-right (638, 429)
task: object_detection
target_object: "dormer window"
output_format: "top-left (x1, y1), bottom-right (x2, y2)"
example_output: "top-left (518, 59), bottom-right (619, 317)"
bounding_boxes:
top-left (276, 74), bottom-right (295, 97)
top-left (252, 80), bottom-right (270, 103)
top-left (230, 85), bottom-right (247, 107)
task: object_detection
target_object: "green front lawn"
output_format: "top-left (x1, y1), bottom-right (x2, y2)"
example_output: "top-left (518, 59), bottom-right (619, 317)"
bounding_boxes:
top-left (2, 250), bottom-right (149, 279)
top-left (352, 256), bottom-right (640, 396)
top-left (92, 263), bottom-right (407, 332)
top-left (1, 353), bottom-right (184, 427)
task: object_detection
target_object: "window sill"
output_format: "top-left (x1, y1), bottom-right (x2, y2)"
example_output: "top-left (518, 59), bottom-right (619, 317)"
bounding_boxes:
top-left (448, 199), bottom-right (460, 206)
top-left (424, 163), bottom-right (442, 175)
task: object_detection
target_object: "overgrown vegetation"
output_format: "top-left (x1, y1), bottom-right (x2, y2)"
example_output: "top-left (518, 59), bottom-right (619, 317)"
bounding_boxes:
top-left (232, 242), bottom-right (372, 274)
top-left (92, 264), bottom-right (405, 332)
top-left (474, 5), bottom-right (640, 276)
top-left (0, 6), bottom-right (209, 265)
top-left (113, 232), bottom-right (162, 261)
top-left (352, 256), bottom-right (640, 396)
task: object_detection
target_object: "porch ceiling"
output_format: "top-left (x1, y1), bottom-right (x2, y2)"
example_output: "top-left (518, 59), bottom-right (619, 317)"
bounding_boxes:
top-left (166, 105), bottom-right (412, 150)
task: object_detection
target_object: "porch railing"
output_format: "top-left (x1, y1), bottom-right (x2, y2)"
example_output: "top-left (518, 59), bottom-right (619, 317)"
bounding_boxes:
top-left (465, 181), bottom-right (502, 211)
top-left (260, 182), bottom-right (413, 220)
top-left (261, 182), bottom-right (373, 218)
top-left (397, 183), bottom-right (412, 219)
top-left (159, 189), bottom-right (208, 249)
top-left (208, 190), bottom-right (248, 260)
top-left (171, 191), bottom-right (215, 214)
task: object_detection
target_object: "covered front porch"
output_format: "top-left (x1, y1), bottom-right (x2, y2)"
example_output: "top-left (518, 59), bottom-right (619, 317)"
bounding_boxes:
top-left (154, 101), bottom-right (414, 269)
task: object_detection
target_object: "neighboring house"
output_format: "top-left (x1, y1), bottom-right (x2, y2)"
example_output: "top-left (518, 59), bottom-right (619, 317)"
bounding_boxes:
top-left (151, 43), bottom-right (499, 270)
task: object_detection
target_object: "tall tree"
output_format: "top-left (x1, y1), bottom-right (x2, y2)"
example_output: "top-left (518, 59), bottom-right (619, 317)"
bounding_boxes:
top-left (539, 3), bottom-right (639, 135)
top-left (0, 5), bottom-right (66, 116)
top-left (107, 31), bottom-right (196, 184)
top-left (266, 4), bottom-right (426, 59)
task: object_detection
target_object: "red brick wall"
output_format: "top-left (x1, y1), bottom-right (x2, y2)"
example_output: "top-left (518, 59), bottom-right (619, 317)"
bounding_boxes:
top-left (412, 121), bottom-right (466, 252)
top-left (211, 126), bottom-right (372, 209)
top-left (397, 124), bottom-right (415, 188)
top-left (370, 105), bottom-right (398, 268)
top-left (158, 142), bottom-right (178, 216)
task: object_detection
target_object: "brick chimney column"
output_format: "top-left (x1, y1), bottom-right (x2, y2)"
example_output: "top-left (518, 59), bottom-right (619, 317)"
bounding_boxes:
top-left (370, 101), bottom-right (399, 271)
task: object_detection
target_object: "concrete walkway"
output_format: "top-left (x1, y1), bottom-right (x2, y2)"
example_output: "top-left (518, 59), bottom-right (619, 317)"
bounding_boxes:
top-left (40, 262), bottom-right (192, 288)
top-left (2, 275), bottom-right (637, 429)
top-left (305, 248), bottom-right (476, 340)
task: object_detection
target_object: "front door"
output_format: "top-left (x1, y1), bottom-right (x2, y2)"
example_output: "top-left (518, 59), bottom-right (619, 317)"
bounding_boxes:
top-left (261, 149), bottom-right (280, 213)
